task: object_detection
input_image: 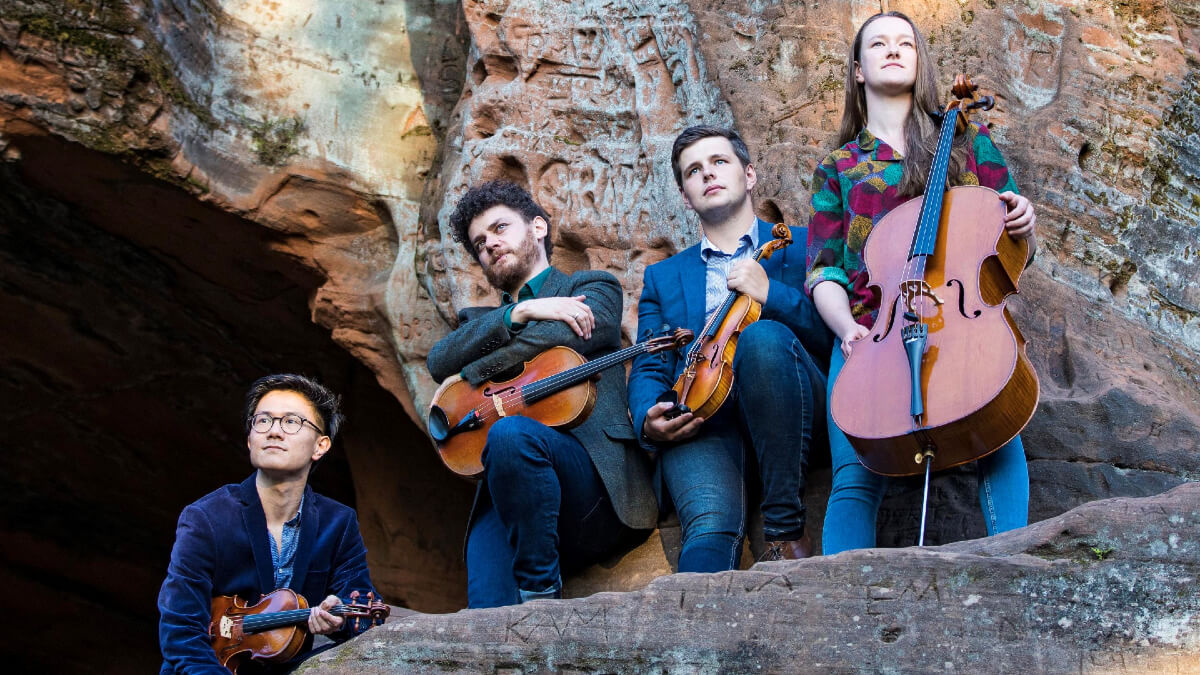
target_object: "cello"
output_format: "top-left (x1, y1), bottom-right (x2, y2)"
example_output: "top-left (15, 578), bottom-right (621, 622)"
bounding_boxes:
top-left (829, 75), bottom-right (1039, 533)
top-left (667, 223), bottom-right (794, 419)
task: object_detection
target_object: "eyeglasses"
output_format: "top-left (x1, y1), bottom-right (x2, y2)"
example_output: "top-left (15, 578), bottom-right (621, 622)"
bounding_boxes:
top-left (249, 413), bottom-right (325, 436)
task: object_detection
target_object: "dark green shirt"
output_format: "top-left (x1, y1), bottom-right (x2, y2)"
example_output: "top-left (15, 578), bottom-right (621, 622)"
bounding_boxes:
top-left (502, 266), bottom-right (553, 330)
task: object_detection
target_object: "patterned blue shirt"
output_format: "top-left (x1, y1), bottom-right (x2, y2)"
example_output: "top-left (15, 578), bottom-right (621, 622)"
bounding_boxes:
top-left (699, 219), bottom-right (759, 320)
top-left (269, 495), bottom-right (304, 589)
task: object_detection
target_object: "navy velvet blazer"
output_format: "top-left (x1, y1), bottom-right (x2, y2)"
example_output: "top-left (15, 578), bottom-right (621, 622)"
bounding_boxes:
top-left (157, 473), bottom-right (375, 674)
top-left (628, 218), bottom-right (834, 453)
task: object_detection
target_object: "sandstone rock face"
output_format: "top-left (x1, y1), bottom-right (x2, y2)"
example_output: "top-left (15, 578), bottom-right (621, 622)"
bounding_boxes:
top-left (304, 483), bottom-right (1200, 673)
top-left (401, 0), bottom-right (733, 402)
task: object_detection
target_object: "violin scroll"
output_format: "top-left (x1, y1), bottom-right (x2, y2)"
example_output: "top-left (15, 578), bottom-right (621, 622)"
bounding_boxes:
top-left (758, 223), bottom-right (794, 262)
top-left (643, 328), bottom-right (695, 355)
top-left (343, 590), bottom-right (391, 630)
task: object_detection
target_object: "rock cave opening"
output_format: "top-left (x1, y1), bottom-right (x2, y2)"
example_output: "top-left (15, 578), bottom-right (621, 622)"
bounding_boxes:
top-left (0, 131), bottom-right (470, 672)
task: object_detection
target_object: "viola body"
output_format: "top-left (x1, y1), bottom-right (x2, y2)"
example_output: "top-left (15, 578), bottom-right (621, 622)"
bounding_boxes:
top-left (430, 346), bottom-right (594, 478)
top-left (209, 589), bottom-right (308, 673)
top-left (672, 294), bottom-right (760, 420)
top-left (831, 186), bottom-right (1039, 476)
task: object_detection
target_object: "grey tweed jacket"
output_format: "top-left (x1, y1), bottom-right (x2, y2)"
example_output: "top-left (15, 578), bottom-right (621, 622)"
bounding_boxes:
top-left (426, 266), bottom-right (658, 531)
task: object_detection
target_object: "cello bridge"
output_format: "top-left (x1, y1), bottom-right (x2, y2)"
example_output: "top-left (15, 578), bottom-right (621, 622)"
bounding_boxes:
top-left (900, 280), bottom-right (943, 314)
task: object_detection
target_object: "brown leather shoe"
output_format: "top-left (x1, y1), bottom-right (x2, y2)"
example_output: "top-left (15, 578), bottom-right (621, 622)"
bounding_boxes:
top-left (758, 532), bottom-right (814, 561)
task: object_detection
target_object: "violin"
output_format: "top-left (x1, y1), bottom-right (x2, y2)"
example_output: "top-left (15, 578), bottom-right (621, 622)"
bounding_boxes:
top-left (428, 328), bottom-right (694, 477)
top-left (668, 223), bottom-right (793, 420)
top-left (830, 74), bottom-right (1039, 478)
top-left (209, 588), bottom-right (389, 673)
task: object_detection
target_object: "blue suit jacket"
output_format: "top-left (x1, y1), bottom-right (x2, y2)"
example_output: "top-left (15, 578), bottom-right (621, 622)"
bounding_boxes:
top-left (157, 473), bottom-right (376, 674)
top-left (628, 219), bottom-right (834, 454)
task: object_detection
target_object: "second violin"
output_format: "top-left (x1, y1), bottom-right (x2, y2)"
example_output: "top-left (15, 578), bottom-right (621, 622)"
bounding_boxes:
top-left (669, 222), bottom-right (794, 419)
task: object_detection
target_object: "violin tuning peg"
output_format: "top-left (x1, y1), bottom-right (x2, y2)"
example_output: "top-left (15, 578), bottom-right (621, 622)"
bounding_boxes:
top-left (350, 590), bottom-right (360, 602)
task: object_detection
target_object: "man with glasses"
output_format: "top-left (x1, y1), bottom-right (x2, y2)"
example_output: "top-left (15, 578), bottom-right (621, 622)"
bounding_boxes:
top-left (157, 374), bottom-right (378, 673)
top-left (427, 181), bottom-right (656, 608)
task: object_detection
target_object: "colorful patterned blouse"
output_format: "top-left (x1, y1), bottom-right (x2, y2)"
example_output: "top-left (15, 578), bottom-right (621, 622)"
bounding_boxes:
top-left (804, 122), bottom-right (1018, 329)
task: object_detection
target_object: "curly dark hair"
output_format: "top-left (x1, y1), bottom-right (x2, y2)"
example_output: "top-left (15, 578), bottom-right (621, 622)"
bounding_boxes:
top-left (243, 373), bottom-right (344, 442)
top-left (448, 180), bottom-right (552, 261)
top-left (670, 125), bottom-right (753, 189)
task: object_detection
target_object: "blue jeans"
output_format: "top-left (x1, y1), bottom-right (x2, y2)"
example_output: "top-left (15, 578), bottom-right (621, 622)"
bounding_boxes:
top-left (466, 416), bottom-right (629, 608)
top-left (822, 348), bottom-right (1030, 554)
top-left (662, 320), bottom-right (826, 572)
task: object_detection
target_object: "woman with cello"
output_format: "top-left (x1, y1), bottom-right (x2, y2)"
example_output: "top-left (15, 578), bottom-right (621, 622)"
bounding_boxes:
top-left (805, 11), bottom-right (1038, 554)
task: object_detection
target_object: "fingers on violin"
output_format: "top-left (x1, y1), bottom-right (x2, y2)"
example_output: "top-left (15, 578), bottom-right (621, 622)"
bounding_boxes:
top-left (647, 402), bottom-right (670, 419)
top-left (674, 415), bottom-right (704, 440)
top-left (309, 607), bottom-right (341, 634)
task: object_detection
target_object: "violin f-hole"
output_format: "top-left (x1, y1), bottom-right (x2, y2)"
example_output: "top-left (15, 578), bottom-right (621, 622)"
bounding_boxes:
top-left (482, 384), bottom-right (516, 397)
top-left (946, 279), bottom-right (982, 319)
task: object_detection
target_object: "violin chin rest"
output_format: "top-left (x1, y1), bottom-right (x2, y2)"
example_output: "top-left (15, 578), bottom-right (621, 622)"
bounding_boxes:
top-left (427, 406), bottom-right (450, 442)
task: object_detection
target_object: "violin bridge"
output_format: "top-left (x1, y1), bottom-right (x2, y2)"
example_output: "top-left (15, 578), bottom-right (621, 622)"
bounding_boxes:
top-left (492, 394), bottom-right (507, 417)
top-left (219, 615), bottom-right (234, 639)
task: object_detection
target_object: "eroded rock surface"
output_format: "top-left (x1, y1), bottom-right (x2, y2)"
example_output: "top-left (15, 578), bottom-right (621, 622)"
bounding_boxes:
top-left (305, 482), bottom-right (1200, 674)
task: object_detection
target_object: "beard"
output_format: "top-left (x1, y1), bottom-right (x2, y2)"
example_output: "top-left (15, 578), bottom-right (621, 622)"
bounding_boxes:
top-left (481, 227), bottom-right (542, 292)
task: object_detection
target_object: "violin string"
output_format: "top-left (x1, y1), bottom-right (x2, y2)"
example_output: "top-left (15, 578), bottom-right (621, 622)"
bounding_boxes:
top-left (462, 342), bottom-right (656, 425)
top-left (903, 106), bottom-right (957, 324)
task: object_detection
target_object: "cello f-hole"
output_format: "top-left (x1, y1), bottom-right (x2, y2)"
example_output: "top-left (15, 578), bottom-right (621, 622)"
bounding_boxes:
top-left (946, 279), bottom-right (982, 319)
top-left (874, 295), bottom-right (901, 342)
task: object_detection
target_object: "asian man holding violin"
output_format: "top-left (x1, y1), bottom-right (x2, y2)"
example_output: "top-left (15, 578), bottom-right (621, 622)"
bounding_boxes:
top-left (628, 126), bottom-right (834, 572)
top-left (157, 374), bottom-right (378, 673)
top-left (426, 180), bottom-right (656, 608)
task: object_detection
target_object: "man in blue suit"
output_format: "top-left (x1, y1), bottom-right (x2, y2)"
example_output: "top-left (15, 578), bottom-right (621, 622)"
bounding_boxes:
top-left (157, 374), bottom-right (377, 673)
top-left (628, 126), bottom-right (833, 571)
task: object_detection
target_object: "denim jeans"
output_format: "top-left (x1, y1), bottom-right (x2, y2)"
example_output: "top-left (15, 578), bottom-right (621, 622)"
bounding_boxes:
top-left (821, 348), bottom-right (1030, 555)
top-left (661, 320), bottom-right (826, 572)
top-left (466, 416), bottom-right (629, 608)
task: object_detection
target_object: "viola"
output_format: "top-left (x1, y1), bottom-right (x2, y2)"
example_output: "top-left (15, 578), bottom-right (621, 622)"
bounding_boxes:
top-left (209, 588), bottom-right (388, 673)
top-left (428, 328), bottom-right (694, 478)
top-left (830, 74), bottom-right (1039, 480)
top-left (668, 223), bottom-right (793, 420)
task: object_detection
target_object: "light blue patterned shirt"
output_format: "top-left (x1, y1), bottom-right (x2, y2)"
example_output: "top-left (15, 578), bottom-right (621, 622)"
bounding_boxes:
top-left (699, 220), bottom-right (760, 320)
top-left (269, 495), bottom-right (304, 589)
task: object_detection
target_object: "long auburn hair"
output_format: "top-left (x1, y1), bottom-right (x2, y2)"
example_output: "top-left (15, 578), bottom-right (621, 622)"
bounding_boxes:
top-left (837, 11), bottom-right (967, 197)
